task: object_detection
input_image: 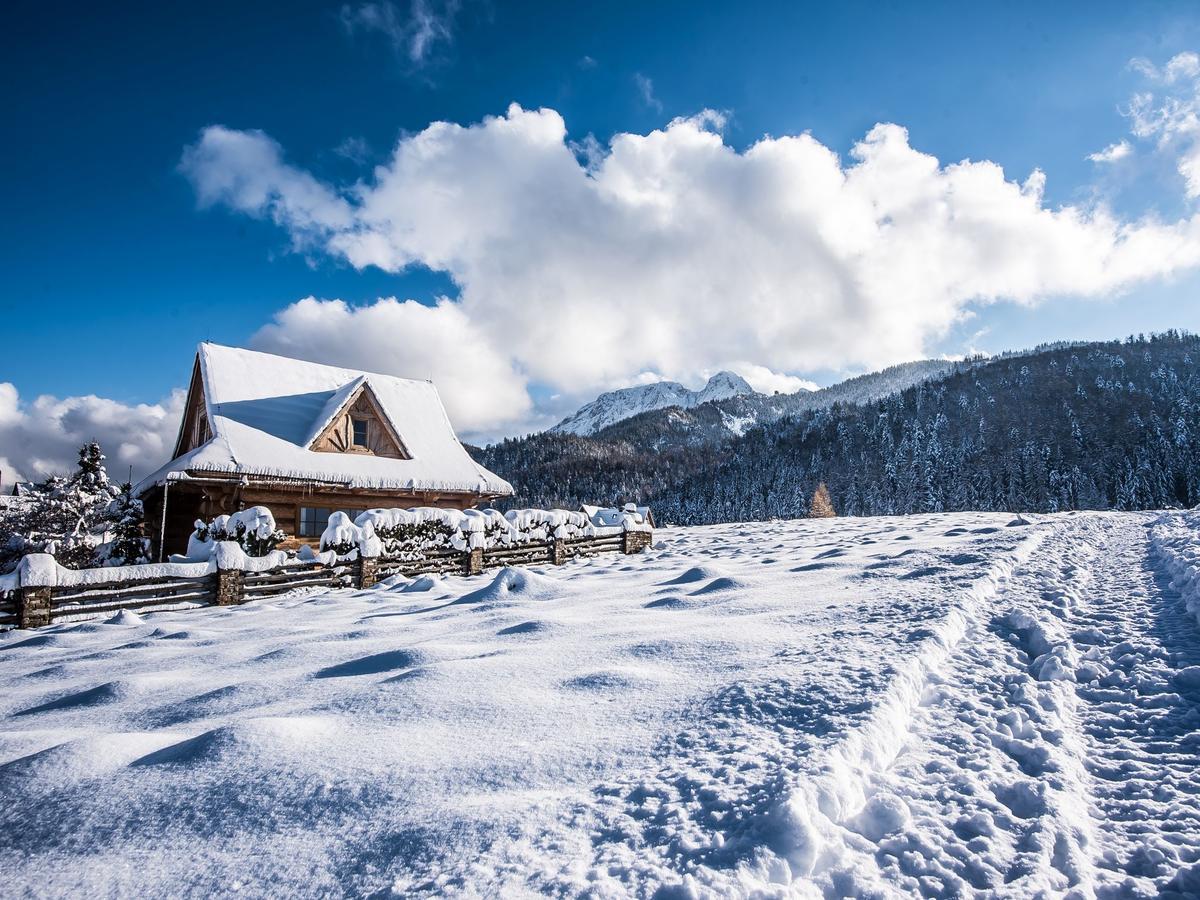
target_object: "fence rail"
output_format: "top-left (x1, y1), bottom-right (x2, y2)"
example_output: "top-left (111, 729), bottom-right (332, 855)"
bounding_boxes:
top-left (4, 529), bottom-right (652, 630)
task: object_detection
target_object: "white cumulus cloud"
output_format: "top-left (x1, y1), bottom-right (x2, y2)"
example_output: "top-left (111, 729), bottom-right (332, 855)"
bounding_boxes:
top-left (0, 384), bottom-right (184, 487)
top-left (179, 100), bottom-right (1200, 436)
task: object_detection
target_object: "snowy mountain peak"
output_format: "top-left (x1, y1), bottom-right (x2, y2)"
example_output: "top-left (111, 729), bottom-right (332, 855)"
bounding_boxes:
top-left (551, 371), bottom-right (758, 436)
top-left (696, 371), bottom-right (754, 404)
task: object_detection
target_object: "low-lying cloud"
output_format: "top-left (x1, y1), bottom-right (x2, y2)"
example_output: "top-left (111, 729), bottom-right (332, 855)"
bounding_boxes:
top-left (0, 384), bottom-right (184, 487)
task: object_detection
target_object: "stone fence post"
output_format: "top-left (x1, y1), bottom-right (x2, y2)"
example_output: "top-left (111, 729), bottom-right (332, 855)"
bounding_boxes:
top-left (213, 541), bottom-right (245, 606)
top-left (549, 538), bottom-right (567, 565)
top-left (15, 554), bottom-right (55, 629)
top-left (358, 555), bottom-right (379, 589)
top-left (465, 547), bottom-right (484, 576)
top-left (623, 529), bottom-right (652, 554)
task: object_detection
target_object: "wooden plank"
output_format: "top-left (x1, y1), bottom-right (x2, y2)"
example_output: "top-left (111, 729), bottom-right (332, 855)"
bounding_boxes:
top-left (52, 579), bottom-right (216, 605)
top-left (377, 560), bottom-right (462, 578)
top-left (242, 568), bottom-right (350, 586)
top-left (54, 588), bottom-right (216, 609)
top-left (378, 548), bottom-right (462, 564)
top-left (50, 595), bottom-right (213, 621)
top-left (242, 572), bottom-right (329, 586)
top-left (241, 581), bottom-right (346, 594)
top-left (48, 578), bottom-right (212, 600)
top-left (242, 579), bottom-right (348, 599)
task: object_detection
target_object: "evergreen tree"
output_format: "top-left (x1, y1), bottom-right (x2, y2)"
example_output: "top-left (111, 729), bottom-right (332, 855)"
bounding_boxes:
top-left (809, 482), bottom-right (837, 518)
top-left (98, 483), bottom-right (149, 566)
top-left (0, 441), bottom-right (121, 572)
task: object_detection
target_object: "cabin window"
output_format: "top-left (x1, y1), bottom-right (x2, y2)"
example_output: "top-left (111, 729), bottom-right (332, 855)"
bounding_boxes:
top-left (351, 417), bottom-right (369, 448)
top-left (299, 507), bottom-right (361, 537)
top-left (299, 507), bottom-right (327, 537)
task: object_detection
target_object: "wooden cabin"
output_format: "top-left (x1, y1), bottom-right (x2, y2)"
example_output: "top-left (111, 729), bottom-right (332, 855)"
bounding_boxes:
top-left (135, 343), bottom-right (514, 558)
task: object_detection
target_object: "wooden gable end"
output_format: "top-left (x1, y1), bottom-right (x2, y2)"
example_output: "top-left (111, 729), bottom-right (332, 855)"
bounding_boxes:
top-left (309, 384), bottom-right (410, 459)
top-left (173, 357), bottom-right (212, 458)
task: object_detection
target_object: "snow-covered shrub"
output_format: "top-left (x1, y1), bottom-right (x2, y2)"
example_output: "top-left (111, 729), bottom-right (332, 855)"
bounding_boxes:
top-left (318, 514), bottom-right (383, 559)
top-left (187, 518), bottom-right (214, 562)
top-left (320, 512), bottom-right (360, 555)
top-left (505, 508), bottom-right (598, 541)
top-left (187, 506), bottom-right (284, 560)
top-left (582, 504), bottom-right (653, 529)
top-left (350, 505), bottom-right (638, 560)
top-left (355, 508), bottom-right (467, 558)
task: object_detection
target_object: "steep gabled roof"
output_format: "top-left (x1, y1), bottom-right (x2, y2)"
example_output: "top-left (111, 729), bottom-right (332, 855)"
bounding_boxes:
top-left (135, 343), bottom-right (513, 497)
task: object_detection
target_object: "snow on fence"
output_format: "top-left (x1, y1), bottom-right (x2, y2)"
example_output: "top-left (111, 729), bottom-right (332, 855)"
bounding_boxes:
top-left (1, 510), bottom-right (653, 630)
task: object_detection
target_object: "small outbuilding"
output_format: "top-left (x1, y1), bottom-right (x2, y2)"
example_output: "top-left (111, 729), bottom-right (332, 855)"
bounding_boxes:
top-left (135, 343), bottom-right (514, 557)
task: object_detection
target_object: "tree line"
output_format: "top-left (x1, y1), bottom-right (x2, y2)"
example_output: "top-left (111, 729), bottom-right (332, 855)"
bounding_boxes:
top-left (475, 332), bottom-right (1200, 525)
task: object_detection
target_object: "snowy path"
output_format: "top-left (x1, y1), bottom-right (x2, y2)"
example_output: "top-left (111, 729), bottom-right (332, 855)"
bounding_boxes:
top-left (1, 512), bottom-right (1199, 897)
top-left (815, 513), bottom-right (1200, 898)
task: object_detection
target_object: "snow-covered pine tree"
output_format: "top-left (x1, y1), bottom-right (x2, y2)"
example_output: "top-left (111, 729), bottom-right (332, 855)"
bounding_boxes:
top-left (98, 483), bottom-right (149, 566)
top-left (809, 482), bottom-right (836, 518)
top-left (0, 442), bottom-right (122, 572)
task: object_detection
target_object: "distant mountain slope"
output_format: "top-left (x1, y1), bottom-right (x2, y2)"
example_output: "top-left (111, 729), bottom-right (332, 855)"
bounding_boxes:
top-left (476, 357), bottom-right (962, 504)
top-left (590, 358), bottom-right (955, 447)
top-left (473, 333), bottom-right (1200, 522)
top-left (551, 371), bottom-right (756, 436)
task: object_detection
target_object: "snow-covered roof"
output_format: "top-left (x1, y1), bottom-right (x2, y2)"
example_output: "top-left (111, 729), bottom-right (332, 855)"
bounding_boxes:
top-left (134, 343), bottom-right (513, 498)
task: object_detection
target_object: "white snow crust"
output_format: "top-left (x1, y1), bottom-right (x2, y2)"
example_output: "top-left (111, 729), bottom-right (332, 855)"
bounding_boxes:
top-left (2, 511), bottom-right (1199, 897)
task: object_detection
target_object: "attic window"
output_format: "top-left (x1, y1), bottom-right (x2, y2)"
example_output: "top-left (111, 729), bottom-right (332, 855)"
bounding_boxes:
top-left (351, 418), bottom-right (369, 448)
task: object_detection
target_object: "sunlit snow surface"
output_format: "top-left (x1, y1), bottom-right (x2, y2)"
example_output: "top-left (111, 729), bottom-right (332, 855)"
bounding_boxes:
top-left (3, 512), bottom-right (1200, 897)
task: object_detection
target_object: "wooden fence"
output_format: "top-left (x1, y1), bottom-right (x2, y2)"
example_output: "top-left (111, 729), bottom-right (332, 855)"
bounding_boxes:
top-left (3, 529), bottom-right (652, 630)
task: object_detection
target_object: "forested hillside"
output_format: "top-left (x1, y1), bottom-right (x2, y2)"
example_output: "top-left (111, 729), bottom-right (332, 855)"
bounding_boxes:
top-left (475, 333), bottom-right (1200, 524)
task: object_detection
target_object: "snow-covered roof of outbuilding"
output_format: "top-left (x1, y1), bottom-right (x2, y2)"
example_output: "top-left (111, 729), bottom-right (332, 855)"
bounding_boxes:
top-left (134, 343), bottom-right (513, 498)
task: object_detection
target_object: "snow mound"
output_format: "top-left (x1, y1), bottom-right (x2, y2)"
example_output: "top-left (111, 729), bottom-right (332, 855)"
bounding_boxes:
top-left (455, 567), bottom-right (567, 606)
top-left (497, 620), bottom-right (547, 636)
top-left (399, 575), bottom-right (442, 593)
top-left (1, 732), bottom-right (179, 784)
top-left (16, 672), bottom-right (188, 716)
top-left (105, 609), bottom-right (145, 626)
top-left (134, 716), bottom-right (340, 767)
top-left (314, 649), bottom-right (419, 679)
top-left (659, 565), bottom-right (731, 586)
top-left (688, 575), bottom-right (750, 595)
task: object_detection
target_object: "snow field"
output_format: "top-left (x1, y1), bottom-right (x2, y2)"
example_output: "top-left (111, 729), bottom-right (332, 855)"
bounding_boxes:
top-left (1, 512), bottom-right (1198, 897)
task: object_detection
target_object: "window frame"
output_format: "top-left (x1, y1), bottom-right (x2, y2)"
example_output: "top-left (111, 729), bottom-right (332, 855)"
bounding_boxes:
top-left (298, 507), bottom-right (362, 538)
top-left (350, 417), bottom-right (370, 449)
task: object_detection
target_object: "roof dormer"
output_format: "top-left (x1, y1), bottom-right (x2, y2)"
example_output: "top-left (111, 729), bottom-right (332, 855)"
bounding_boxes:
top-left (306, 378), bottom-right (410, 459)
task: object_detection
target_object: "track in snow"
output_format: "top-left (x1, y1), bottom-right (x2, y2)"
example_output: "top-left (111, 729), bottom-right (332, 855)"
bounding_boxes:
top-left (3, 512), bottom-right (1200, 898)
top-left (816, 513), bottom-right (1200, 898)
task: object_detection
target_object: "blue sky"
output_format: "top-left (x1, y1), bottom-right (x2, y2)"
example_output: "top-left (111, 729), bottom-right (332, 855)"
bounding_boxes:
top-left (5, 0), bottom-right (1200, 461)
